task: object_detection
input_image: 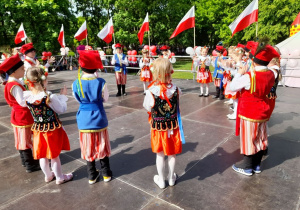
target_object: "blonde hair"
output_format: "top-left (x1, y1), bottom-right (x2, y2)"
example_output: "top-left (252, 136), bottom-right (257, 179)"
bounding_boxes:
top-left (152, 58), bottom-right (173, 84)
top-left (26, 67), bottom-right (50, 102)
top-left (270, 46), bottom-right (282, 81)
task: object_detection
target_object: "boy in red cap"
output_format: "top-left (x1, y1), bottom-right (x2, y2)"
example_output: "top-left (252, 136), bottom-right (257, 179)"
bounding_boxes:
top-left (20, 43), bottom-right (54, 76)
top-left (72, 50), bottom-right (112, 184)
top-left (230, 41), bottom-right (280, 176)
top-left (160, 45), bottom-right (176, 63)
top-left (111, 43), bottom-right (128, 96)
top-left (212, 45), bottom-right (225, 100)
top-left (0, 54), bottom-right (40, 172)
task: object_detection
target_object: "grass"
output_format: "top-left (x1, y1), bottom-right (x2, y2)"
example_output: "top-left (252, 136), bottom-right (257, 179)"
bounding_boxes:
top-left (126, 59), bottom-right (215, 80)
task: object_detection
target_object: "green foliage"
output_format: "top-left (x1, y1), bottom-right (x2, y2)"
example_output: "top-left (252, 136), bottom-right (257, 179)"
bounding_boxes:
top-left (1, 0), bottom-right (299, 55)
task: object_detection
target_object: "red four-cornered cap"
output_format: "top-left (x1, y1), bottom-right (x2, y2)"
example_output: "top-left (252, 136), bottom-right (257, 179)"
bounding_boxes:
top-left (160, 45), bottom-right (170, 51)
top-left (78, 50), bottom-right (103, 69)
top-left (254, 45), bottom-right (280, 66)
top-left (237, 43), bottom-right (245, 49)
top-left (0, 54), bottom-right (23, 75)
top-left (20, 43), bottom-right (35, 54)
top-left (245, 41), bottom-right (256, 52)
top-left (216, 45), bottom-right (224, 52)
top-left (115, 43), bottom-right (124, 49)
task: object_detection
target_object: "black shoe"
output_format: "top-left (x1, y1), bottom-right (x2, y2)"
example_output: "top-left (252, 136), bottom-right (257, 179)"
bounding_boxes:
top-left (212, 95), bottom-right (219, 99)
top-left (204, 94), bottom-right (209, 97)
top-left (199, 94), bottom-right (203, 97)
top-left (116, 93), bottom-right (121, 97)
top-left (219, 95), bottom-right (225, 100)
top-left (26, 164), bottom-right (41, 173)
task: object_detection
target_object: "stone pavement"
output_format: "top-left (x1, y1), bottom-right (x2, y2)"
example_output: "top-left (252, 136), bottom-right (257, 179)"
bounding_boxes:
top-left (0, 70), bottom-right (299, 210)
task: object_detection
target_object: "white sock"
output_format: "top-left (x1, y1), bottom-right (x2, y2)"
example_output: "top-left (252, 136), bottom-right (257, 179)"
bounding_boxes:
top-left (205, 84), bottom-right (209, 95)
top-left (39, 158), bottom-right (52, 178)
top-left (233, 99), bottom-right (238, 116)
top-left (168, 155), bottom-right (176, 179)
top-left (200, 84), bottom-right (204, 94)
top-left (229, 98), bottom-right (233, 103)
top-left (156, 151), bottom-right (165, 182)
top-left (143, 82), bottom-right (146, 92)
top-left (51, 156), bottom-right (64, 180)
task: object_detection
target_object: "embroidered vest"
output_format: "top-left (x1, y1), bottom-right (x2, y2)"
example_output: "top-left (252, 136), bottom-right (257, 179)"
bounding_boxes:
top-left (27, 96), bottom-right (62, 132)
top-left (151, 89), bottom-right (178, 131)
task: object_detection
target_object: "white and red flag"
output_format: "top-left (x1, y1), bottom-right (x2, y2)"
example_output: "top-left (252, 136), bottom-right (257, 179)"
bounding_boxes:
top-left (170, 6), bottom-right (195, 39)
top-left (229, 0), bottom-right (258, 37)
top-left (58, 24), bottom-right (65, 48)
top-left (74, 21), bottom-right (87, 41)
top-left (137, 13), bottom-right (149, 45)
top-left (97, 17), bottom-right (114, 43)
top-left (15, 23), bottom-right (27, 44)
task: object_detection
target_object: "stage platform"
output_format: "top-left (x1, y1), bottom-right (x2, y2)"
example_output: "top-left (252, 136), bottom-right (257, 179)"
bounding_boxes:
top-left (0, 70), bottom-right (299, 210)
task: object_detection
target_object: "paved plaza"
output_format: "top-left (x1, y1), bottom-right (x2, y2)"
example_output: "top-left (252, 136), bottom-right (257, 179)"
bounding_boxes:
top-left (0, 70), bottom-right (299, 210)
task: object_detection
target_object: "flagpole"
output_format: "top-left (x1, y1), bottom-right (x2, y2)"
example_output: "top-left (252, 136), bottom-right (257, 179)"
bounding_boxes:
top-left (194, 26), bottom-right (196, 48)
top-left (113, 33), bottom-right (116, 45)
top-left (148, 30), bottom-right (150, 48)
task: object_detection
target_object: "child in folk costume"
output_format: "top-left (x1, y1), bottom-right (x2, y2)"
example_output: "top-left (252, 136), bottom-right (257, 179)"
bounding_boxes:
top-left (212, 45), bottom-right (225, 100)
top-left (196, 46), bottom-right (212, 97)
top-left (143, 58), bottom-right (185, 189)
top-left (111, 43), bottom-right (129, 96)
top-left (230, 41), bottom-right (280, 176)
top-left (139, 49), bottom-right (153, 94)
top-left (243, 41), bottom-right (256, 73)
top-left (0, 54), bottom-right (40, 173)
top-left (72, 50), bottom-right (112, 184)
top-left (160, 45), bottom-right (176, 64)
top-left (225, 45), bottom-right (246, 120)
top-left (24, 67), bottom-right (73, 184)
top-left (20, 43), bottom-right (54, 77)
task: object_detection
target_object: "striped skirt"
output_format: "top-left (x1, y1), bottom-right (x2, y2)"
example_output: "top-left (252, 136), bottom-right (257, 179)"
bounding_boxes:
top-left (240, 119), bottom-right (268, 155)
top-left (13, 126), bottom-right (32, 150)
top-left (79, 129), bottom-right (111, 162)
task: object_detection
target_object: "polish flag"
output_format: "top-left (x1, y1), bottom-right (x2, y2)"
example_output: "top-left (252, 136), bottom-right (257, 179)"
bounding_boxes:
top-left (229, 0), bottom-right (258, 37)
top-left (15, 23), bottom-right (27, 44)
top-left (170, 6), bottom-right (195, 39)
top-left (137, 13), bottom-right (149, 45)
top-left (58, 24), bottom-right (65, 48)
top-left (97, 18), bottom-right (114, 43)
top-left (74, 21), bottom-right (87, 41)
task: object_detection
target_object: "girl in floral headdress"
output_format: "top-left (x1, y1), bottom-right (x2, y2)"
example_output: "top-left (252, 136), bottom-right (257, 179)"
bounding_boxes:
top-left (139, 48), bottom-right (153, 94)
top-left (24, 66), bottom-right (73, 184)
top-left (196, 46), bottom-right (212, 97)
top-left (143, 58), bottom-right (185, 189)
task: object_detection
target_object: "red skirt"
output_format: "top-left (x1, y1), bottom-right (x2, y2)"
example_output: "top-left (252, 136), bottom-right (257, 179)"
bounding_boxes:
top-left (140, 66), bottom-right (153, 82)
top-left (239, 119), bottom-right (268, 155)
top-left (151, 128), bottom-right (182, 156)
top-left (79, 129), bottom-right (111, 161)
top-left (32, 127), bottom-right (70, 159)
top-left (224, 81), bottom-right (240, 99)
top-left (197, 68), bottom-right (212, 84)
top-left (13, 126), bottom-right (32, 150)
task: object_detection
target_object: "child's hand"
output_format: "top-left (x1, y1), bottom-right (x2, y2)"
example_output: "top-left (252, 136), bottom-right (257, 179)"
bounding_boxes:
top-left (48, 56), bottom-right (55, 64)
top-left (36, 59), bottom-right (40, 66)
top-left (60, 85), bottom-right (67, 95)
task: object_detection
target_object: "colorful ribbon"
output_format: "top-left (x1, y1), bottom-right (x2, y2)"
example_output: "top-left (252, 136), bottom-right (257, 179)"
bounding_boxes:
top-left (177, 91), bottom-right (185, 144)
top-left (77, 67), bottom-right (85, 98)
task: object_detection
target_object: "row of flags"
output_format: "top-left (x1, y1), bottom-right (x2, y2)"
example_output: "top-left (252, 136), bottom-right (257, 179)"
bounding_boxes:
top-left (14, 0), bottom-right (299, 48)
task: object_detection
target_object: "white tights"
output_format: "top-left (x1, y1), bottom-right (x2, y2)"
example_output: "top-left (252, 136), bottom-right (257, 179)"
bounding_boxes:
top-left (156, 151), bottom-right (176, 181)
top-left (200, 84), bottom-right (209, 95)
top-left (143, 82), bottom-right (149, 92)
top-left (39, 156), bottom-right (64, 180)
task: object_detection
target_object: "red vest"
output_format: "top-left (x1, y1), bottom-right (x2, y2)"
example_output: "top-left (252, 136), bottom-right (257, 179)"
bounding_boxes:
top-left (4, 81), bottom-right (34, 126)
top-left (236, 70), bottom-right (275, 135)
